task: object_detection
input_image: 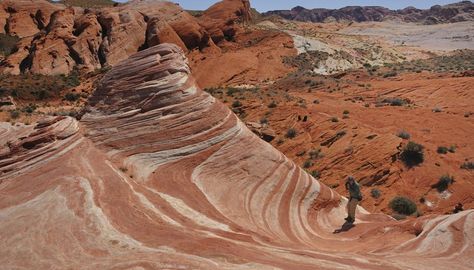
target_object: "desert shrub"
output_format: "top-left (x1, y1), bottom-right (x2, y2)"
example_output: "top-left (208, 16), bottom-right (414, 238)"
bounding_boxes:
top-left (383, 71), bottom-right (398, 78)
top-left (303, 160), bottom-right (313, 169)
top-left (310, 170), bottom-right (321, 179)
top-left (10, 110), bottom-right (20, 119)
top-left (389, 196), bottom-right (417, 215)
top-left (461, 162), bottom-right (474, 170)
top-left (65, 70), bottom-right (81, 87)
top-left (296, 150), bottom-right (306, 157)
top-left (397, 131), bottom-right (411, 140)
top-left (65, 92), bottom-right (80, 102)
top-left (382, 97), bottom-right (406, 106)
top-left (432, 107), bottom-right (442, 113)
top-left (331, 117), bottom-right (339, 123)
top-left (437, 146), bottom-right (449, 154)
top-left (337, 130), bottom-right (347, 137)
top-left (371, 188), bottom-right (381, 199)
top-left (286, 128), bottom-right (297, 139)
top-left (432, 175), bottom-right (454, 192)
top-left (309, 149), bottom-right (322, 160)
top-left (226, 87), bottom-right (239, 96)
top-left (232, 100), bottom-right (242, 108)
top-left (268, 101), bottom-right (277, 108)
top-left (448, 145), bottom-right (456, 153)
top-left (400, 141), bottom-right (424, 167)
top-left (343, 110), bottom-right (350, 115)
top-left (23, 104), bottom-right (37, 114)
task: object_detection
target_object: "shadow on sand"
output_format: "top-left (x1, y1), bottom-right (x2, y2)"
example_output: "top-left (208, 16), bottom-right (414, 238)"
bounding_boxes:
top-left (333, 221), bottom-right (356, 234)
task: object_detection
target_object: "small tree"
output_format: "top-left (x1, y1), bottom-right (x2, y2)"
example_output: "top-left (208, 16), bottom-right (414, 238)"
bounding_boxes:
top-left (389, 196), bottom-right (417, 215)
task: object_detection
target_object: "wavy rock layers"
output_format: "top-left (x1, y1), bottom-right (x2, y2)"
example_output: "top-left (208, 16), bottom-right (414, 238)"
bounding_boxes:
top-left (1, 44), bottom-right (473, 269)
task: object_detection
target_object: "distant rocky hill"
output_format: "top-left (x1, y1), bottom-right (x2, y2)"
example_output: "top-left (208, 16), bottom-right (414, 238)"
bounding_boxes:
top-left (263, 1), bottom-right (474, 24)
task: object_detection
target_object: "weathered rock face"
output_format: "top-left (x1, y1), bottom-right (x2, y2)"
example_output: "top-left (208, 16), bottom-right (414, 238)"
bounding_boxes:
top-left (1, 0), bottom-right (252, 75)
top-left (27, 8), bottom-right (77, 75)
top-left (1, 0), bottom-right (61, 37)
top-left (1, 44), bottom-right (473, 269)
top-left (264, 1), bottom-right (474, 24)
top-left (146, 17), bottom-right (187, 51)
top-left (71, 12), bottom-right (103, 71)
top-left (97, 9), bottom-right (147, 67)
top-left (199, 0), bottom-right (252, 44)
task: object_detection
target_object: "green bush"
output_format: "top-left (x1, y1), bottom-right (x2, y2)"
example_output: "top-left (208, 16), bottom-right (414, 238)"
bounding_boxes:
top-left (309, 149), bottom-right (322, 160)
top-left (232, 100), bottom-right (242, 108)
top-left (310, 170), bottom-right (321, 179)
top-left (382, 97), bottom-right (406, 106)
top-left (461, 162), bottom-right (474, 170)
top-left (432, 175), bottom-right (453, 192)
top-left (383, 71), bottom-right (398, 78)
top-left (65, 92), bottom-right (80, 102)
top-left (371, 188), bottom-right (381, 199)
top-left (268, 101), bottom-right (277, 108)
top-left (303, 160), bottom-right (313, 168)
top-left (437, 146), bottom-right (449, 154)
top-left (397, 131), bottom-right (411, 140)
top-left (400, 141), bottom-right (424, 167)
top-left (389, 196), bottom-right (417, 215)
top-left (10, 110), bottom-right (20, 119)
top-left (285, 128), bottom-right (297, 139)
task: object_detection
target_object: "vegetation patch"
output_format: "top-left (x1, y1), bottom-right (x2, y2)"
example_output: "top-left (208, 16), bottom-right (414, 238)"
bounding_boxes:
top-left (461, 161), bottom-right (474, 170)
top-left (397, 130), bottom-right (411, 140)
top-left (432, 175), bottom-right (454, 192)
top-left (389, 196), bottom-right (417, 215)
top-left (285, 128), bottom-right (297, 139)
top-left (0, 71), bottom-right (81, 101)
top-left (0, 34), bottom-right (20, 56)
top-left (400, 141), bottom-right (424, 167)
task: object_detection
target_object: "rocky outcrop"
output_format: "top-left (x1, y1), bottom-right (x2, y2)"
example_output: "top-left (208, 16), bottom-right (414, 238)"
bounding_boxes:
top-left (1, 43), bottom-right (473, 269)
top-left (264, 1), bottom-right (474, 24)
top-left (0, 0), bottom-right (62, 37)
top-left (146, 17), bottom-right (187, 51)
top-left (199, 0), bottom-right (252, 43)
top-left (1, 0), bottom-right (254, 75)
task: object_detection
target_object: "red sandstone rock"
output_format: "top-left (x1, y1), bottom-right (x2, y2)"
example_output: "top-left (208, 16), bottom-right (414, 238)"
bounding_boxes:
top-left (0, 44), bottom-right (472, 269)
top-left (146, 17), bottom-right (187, 51)
top-left (1, 0), bottom-right (61, 38)
top-left (199, 0), bottom-right (252, 44)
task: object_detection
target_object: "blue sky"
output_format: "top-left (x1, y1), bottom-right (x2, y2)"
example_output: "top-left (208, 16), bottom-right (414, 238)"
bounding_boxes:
top-left (115, 0), bottom-right (463, 12)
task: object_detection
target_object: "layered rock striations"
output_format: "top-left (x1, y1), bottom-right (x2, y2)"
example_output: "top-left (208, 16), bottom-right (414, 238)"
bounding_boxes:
top-left (0, 44), bottom-right (473, 269)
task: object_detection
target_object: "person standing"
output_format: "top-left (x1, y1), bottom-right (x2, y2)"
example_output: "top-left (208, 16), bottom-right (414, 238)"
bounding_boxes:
top-left (345, 176), bottom-right (362, 224)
